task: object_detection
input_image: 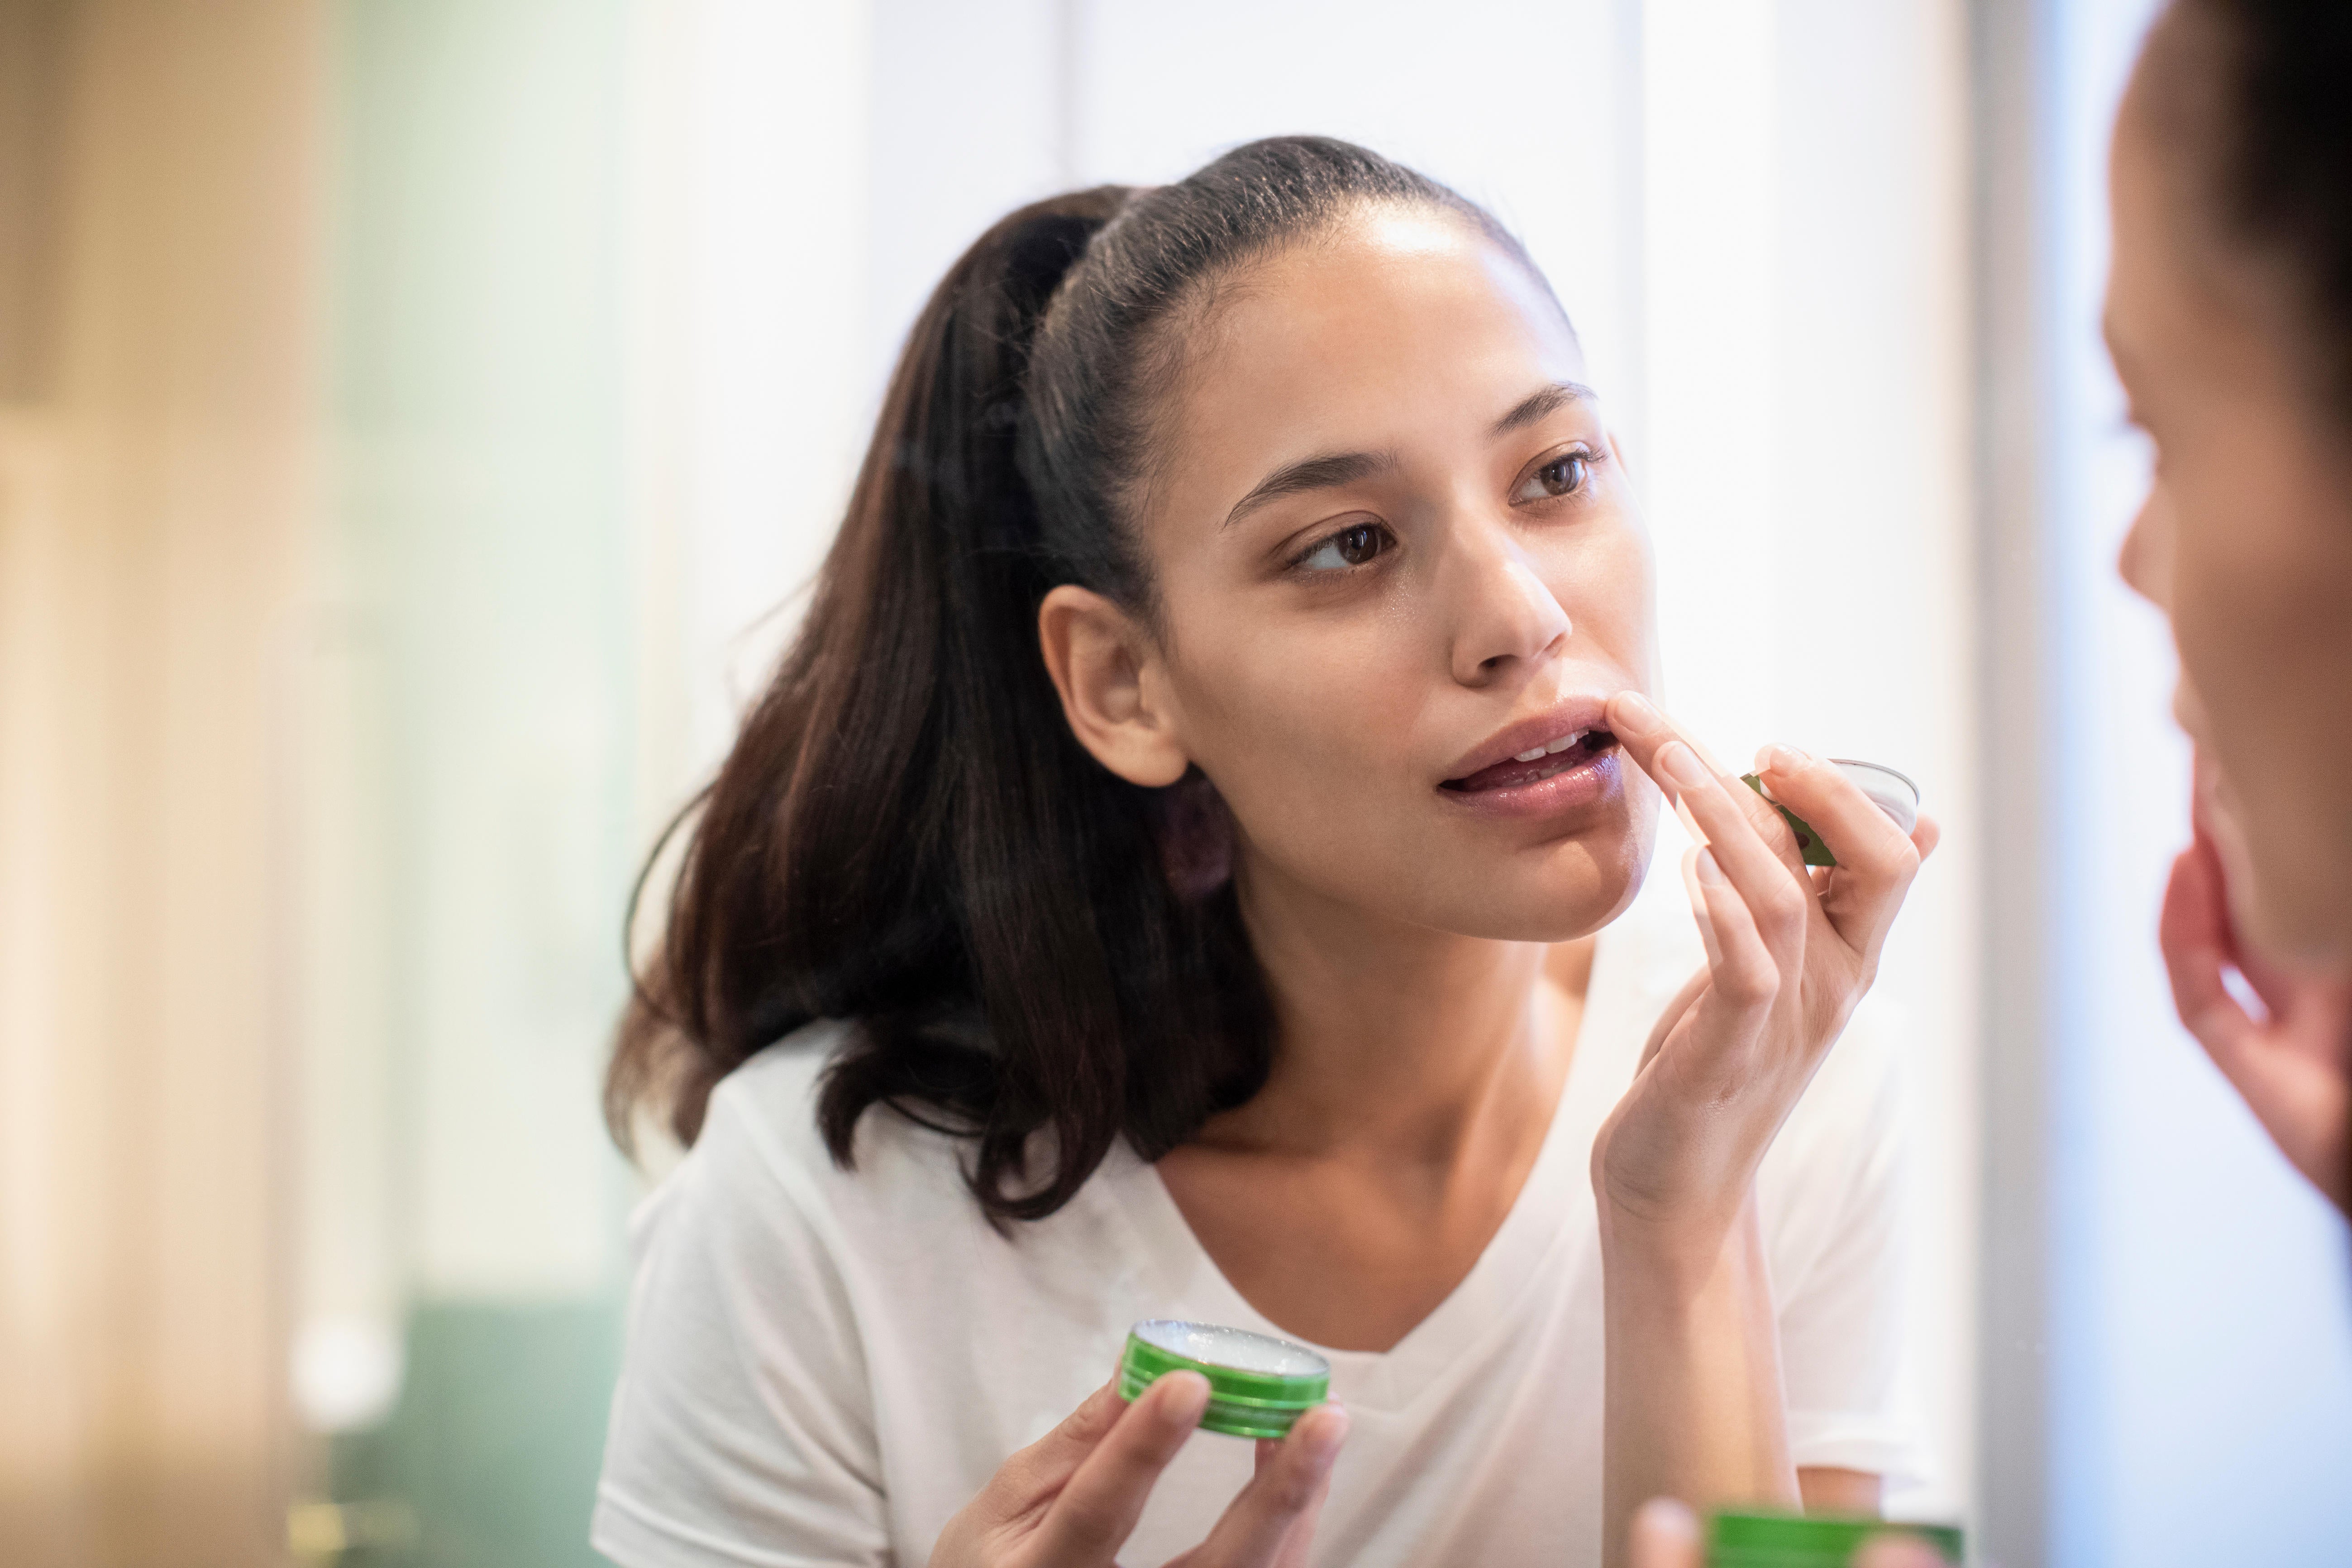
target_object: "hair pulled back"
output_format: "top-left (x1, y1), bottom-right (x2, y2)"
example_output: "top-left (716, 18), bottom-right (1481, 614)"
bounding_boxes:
top-left (2163, 1), bottom-right (2352, 422)
top-left (608, 136), bottom-right (1527, 1222)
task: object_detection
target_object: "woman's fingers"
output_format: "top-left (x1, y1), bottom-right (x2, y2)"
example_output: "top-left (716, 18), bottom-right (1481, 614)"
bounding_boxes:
top-left (1752, 745), bottom-right (1922, 957)
top-left (2221, 910), bottom-right (2352, 1070)
top-left (1909, 810), bottom-right (1942, 863)
top-left (2161, 839), bottom-right (2352, 1210)
top-left (1658, 742), bottom-right (1814, 959)
top-left (1752, 745), bottom-right (1916, 884)
top-left (2160, 838), bottom-right (2266, 1068)
top-left (1609, 693), bottom-right (1809, 875)
top-left (1681, 846), bottom-right (1780, 1013)
top-left (1177, 1406), bottom-right (1349, 1568)
top-left (1853, 1534), bottom-right (1955, 1568)
top-left (1608, 697), bottom-right (1812, 941)
top-left (1627, 1498), bottom-right (1703, 1568)
top-left (1637, 967), bottom-right (1714, 1071)
top-left (1030, 1373), bottom-right (1210, 1565)
top-left (992, 1380), bottom-right (1129, 1499)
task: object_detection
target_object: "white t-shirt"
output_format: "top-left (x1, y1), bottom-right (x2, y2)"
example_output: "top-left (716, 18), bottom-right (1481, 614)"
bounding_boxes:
top-left (592, 879), bottom-right (1921, 1568)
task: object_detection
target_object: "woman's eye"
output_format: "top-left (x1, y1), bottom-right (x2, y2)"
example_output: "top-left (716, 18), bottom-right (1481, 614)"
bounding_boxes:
top-left (1514, 452), bottom-right (1590, 503)
top-left (1296, 522), bottom-right (1391, 572)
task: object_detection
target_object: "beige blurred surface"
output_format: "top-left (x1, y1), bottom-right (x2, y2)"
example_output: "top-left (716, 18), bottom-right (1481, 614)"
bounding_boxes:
top-left (0, 1), bottom-right (323, 1561)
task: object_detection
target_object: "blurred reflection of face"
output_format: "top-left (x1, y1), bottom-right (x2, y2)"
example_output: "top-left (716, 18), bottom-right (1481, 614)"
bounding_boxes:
top-left (1138, 210), bottom-right (1660, 943)
top-left (2109, 52), bottom-right (2352, 969)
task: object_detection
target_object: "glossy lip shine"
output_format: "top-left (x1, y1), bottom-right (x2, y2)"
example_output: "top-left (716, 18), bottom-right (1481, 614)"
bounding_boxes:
top-left (1436, 697), bottom-right (1624, 821)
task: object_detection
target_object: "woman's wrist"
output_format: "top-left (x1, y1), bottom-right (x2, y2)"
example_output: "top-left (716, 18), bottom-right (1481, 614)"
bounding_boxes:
top-left (1596, 1180), bottom-right (1756, 1299)
top-left (1600, 1191), bottom-right (1797, 1568)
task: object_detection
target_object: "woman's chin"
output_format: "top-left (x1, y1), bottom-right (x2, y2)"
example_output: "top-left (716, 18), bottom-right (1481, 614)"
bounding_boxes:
top-left (2193, 748), bottom-right (2347, 970)
top-left (1436, 837), bottom-right (1651, 944)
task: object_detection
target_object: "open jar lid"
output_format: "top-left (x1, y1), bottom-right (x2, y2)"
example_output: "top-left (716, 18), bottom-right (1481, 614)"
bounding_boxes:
top-left (1118, 1320), bottom-right (1331, 1440)
top-left (1827, 758), bottom-right (1920, 835)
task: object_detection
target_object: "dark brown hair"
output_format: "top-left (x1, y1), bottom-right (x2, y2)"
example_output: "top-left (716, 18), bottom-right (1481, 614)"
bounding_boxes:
top-left (607, 137), bottom-right (1536, 1222)
top-left (2159, 1), bottom-right (2352, 422)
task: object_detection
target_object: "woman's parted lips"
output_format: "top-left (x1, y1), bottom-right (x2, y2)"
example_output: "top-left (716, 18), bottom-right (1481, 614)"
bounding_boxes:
top-left (1440, 696), bottom-right (1614, 786)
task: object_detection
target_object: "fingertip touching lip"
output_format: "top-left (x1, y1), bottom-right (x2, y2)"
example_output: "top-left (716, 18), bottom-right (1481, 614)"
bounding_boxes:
top-left (1440, 698), bottom-right (1615, 790)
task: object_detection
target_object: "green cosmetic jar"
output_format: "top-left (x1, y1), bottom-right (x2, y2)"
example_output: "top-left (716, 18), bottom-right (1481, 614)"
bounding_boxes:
top-left (1117, 1319), bottom-right (1331, 1439)
top-left (1741, 759), bottom-right (1921, 868)
top-left (1706, 1510), bottom-right (1963, 1568)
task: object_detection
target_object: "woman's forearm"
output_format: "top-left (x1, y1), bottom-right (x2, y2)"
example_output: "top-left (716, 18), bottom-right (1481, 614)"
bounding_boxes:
top-left (1600, 1192), bottom-right (1797, 1568)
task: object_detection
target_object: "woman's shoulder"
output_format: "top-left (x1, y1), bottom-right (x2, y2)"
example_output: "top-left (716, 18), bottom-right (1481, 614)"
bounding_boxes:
top-left (651, 1022), bottom-right (1166, 1281)
top-left (637, 1023), bottom-right (1174, 1394)
top-left (647, 1021), bottom-right (983, 1258)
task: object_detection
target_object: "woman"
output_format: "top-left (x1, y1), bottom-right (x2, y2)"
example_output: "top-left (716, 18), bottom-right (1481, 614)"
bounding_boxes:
top-left (592, 138), bottom-right (1936, 1568)
top-left (2113, 0), bottom-right (2352, 1208)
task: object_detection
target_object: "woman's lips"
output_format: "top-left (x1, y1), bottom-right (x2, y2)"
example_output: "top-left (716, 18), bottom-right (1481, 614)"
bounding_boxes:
top-left (1444, 727), bottom-right (1616, 791)
top-left (1439, 729), bottom-right (1622, 816)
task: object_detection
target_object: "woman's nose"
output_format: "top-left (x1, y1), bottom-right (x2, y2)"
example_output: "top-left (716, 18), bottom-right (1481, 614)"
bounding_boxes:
top-left (1445, 521), bottom-right (1573, 686)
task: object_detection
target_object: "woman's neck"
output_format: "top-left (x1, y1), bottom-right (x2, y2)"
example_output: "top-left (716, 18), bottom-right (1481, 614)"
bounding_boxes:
top-left (1159, 852), bottom-right (1596, 1350)
top-left (1202, 852), bottom-right (1592, 1164)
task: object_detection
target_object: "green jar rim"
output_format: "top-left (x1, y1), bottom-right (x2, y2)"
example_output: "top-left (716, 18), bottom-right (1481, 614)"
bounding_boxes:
top-left (1708, 1509), bottom-right (1964, 1566)
top-left (1118, 1321), bottom-right (1331, 1440)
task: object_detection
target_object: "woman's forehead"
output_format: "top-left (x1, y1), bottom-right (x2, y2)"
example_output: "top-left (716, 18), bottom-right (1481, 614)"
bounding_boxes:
top-left (1170, 215), bottom-right (1587, 449)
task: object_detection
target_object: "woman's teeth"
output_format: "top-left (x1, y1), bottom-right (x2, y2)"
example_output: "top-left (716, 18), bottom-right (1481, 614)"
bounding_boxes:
top-left (1513, 728), bottom-right (1589, 763)
top-left (1441, 727), bottom-right (1616, 792)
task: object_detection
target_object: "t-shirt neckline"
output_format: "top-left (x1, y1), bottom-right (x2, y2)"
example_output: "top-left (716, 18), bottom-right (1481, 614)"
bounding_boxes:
top-left (1101, 925), bottom-right (1641, 1414)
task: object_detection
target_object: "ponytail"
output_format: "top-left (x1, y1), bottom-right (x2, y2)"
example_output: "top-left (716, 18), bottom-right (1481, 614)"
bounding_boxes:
top-left (611, 141), bottom-right (1536, 1222)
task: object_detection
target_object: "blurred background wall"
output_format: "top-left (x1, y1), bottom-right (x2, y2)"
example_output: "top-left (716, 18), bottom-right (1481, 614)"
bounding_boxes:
top-left (0, 2), bottom-right (320, 1562)
top-left (0, 3), bottom-right (2342, 1568)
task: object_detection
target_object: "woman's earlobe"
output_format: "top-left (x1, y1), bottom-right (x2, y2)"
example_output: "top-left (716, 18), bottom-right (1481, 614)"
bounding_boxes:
top-left (1037, 585), bottom-right (1192, 788)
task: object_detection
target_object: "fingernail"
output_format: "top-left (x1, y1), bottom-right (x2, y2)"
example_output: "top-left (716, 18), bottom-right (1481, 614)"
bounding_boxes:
top-left (1633, 1497), bottom-right (1700, 1550)
top-left (1694, 847), bottom-right (1726, 886)
top-left (1757, 743), bottom-right (1810, 773)
top-left (1609, 689), bottom-right (1665, 735)
top-left (1155, 1372), bottom-right (1210, 1428)
top-left (1656, 739), bottom-right (1712, 789)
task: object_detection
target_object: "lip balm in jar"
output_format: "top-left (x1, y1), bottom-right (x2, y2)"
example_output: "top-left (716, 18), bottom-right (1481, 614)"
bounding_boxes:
top-left (1118, 1320), bottom-right (1331, 1439)
top-left (1706, 1509), bottom-right (1962, 1567)
top-left (1739, 759), bottom-right (1920, 868)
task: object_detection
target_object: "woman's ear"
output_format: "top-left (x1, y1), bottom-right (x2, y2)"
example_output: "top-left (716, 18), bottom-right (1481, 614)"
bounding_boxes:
top-left (1037, 585), bottom-right (1191, 788)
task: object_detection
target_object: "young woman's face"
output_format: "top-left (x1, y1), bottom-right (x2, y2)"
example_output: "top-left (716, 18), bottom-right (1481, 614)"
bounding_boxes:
top-left (1129, 209), bottom-right (1658, 942)
top-left (2109, 69), bottom-right (2352, 967)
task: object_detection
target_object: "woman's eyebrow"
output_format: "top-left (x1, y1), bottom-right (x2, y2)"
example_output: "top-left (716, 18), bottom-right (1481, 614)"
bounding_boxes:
top-left (1221, 449), bottom-right (1399, 530)
top-left (1491, 380), bottom-right (1599, 436)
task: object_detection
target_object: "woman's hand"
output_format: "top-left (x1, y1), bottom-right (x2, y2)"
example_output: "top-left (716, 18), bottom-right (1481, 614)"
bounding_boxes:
top-left (1593, 691), bottom-right (1936, 1568)
top-left (1594, 692), bottom-right (1937, 1270)
top-left (927, 1373), bottom-right (1349, 1568)
top-left (1628, 1499), bottom-right (1946, 1568)
top-left (2161, 828), bottom-right (2352, 1213)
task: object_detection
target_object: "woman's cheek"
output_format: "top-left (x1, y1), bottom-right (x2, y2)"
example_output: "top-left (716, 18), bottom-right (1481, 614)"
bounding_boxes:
top-left (1178, 637), bottom-right (1400, 801)
top-left (1550, 521), bottom-right (1656, 670)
